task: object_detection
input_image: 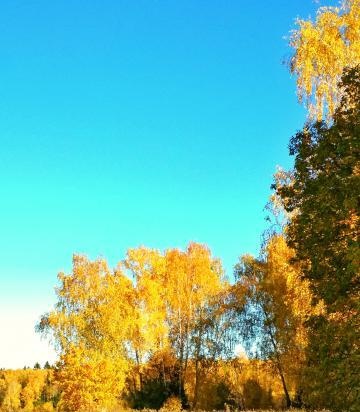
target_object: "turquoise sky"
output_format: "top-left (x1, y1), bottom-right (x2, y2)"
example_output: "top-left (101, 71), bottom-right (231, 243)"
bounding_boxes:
top-left (0, 0), bottom-right (333, 368)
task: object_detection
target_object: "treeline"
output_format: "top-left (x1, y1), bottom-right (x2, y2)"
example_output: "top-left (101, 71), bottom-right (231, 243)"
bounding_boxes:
top-left (35, 237), bottom-right (312, 412)
top-left (0, 369), bottom-right (58, 412)
top-left (34, 57), bottom-right (359, 412)
top-left (4, 1), bottom-right (359, 411)
top-left (0, 358), bottom-right (290, 411)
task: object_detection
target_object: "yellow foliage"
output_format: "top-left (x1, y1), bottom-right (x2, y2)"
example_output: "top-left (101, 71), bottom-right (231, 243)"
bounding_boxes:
top-left (234, 235), bottom-right (324, 407)
top-left (261, 236), bottom-right (324, 389)
top-left (184, 358), bottom-right (286, 410)
top-left (39, 256), bottom-right (137, 411)
top-left (40, 243), bottom-right (227, 411)
top-left (34, 402), bottom-right (54, 412)
top-left (55, 346), bottom-right (126, 412)
top-left (125, 247), bottom-right (169, 359)
top-left (291, 0), bottom-right (360, 119)
top-left (0, 369), bottom-right (57, 412)
top-left (20, 370), bottom-right (47, 411)
top-left (125, 243), bottom-right (226, 396)
top-left (159, 396), bottom-right (182, 412)
top-left (1, 373), bottom-right (21, 412)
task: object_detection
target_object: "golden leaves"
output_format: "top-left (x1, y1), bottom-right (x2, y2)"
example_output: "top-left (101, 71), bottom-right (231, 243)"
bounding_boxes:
top-left (291, 0), bottom-right (360, 120)
top-left (39, 242), bottom-right (226, 411)
top-left (55, 346), bottom-right (126, 412)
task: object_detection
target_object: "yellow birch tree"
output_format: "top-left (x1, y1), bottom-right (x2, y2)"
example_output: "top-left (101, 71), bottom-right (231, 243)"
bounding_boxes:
top-left (290, 0), bottom-right (360, 119)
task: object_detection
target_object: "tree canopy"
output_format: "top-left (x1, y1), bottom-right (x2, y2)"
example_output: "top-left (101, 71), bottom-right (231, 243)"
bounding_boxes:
top-left (277, 66), bottom-right (360, 412)
top-left (290, 0), bottom-right (360, 120)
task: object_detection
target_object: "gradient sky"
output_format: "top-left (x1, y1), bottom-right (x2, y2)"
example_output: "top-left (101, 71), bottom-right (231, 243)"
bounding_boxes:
top-left (0, 0), bottom-right (334, 369)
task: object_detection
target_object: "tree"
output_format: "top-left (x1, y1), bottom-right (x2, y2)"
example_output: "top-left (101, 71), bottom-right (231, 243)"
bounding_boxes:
top-left (38, 255), bottom-right (135, 411)
top-left (38, 243), bottom-right (229, 410)
top-left (19, 369), bottom-right (47, 411)
top-left (0, 369), bottom-right (60, 412)
top-left (124, 246), bottom-right (169, 397)
top-left (125, 242), bottom-right (230, 408)
top-left (233, 235), bottom-right (322, 408)
top-left (55, 346), bottom-right (125, 412)
top-left (290, 0), bottom-right (360, 120)
top-left (43, 362), bottom-right (51, 370)
top-left (164, 243), bottom-right (229, 408)
top-left (277, 67), bottom-right (360, 411)
top-left (0, 371), bottom-right (21, 412)
top-left (125, 348), bottom-right (179, 409)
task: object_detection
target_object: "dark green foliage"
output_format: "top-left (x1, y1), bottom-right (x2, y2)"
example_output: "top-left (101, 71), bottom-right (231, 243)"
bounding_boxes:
top-left (277, 66), bottom-right (360, 412)
top-left (126, 356), bottom-right (182, 410)
top-left (128, 378), bottom-right (174, 409)
top-left (242, 379), bottom-right (273, 410)
top-left (212, 381), bottom-right (235, 410)
top-left (44, 361), bottom-right (51, 369)
top-left (304, 314), bottom-right (359, 412)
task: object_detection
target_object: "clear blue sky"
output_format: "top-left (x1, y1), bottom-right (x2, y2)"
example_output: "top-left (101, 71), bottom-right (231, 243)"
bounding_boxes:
top-left (0, 0), bottom-right (334, 368)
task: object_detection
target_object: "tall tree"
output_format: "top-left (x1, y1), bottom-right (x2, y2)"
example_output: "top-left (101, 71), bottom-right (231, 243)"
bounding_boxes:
top-left (54, 345), bottom-right (126, 412)
top-left (164, 243), bottom-right (227, 407)
top-left (125, 242), bottom-right (229, 408)
top-left (124, 247), bottom-right (169, 397)
top-left (277, 67), bottom-right (360, 411)
top-left (233, 235), bottom-right (322, 408)
top-left (38, 255), bottom-right (135, 411)
top-left (39, 243), bottom-right (229, 410)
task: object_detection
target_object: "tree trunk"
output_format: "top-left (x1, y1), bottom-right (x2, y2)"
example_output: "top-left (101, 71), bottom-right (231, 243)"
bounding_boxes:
top-left (265, 311), bottom-right (292, 408)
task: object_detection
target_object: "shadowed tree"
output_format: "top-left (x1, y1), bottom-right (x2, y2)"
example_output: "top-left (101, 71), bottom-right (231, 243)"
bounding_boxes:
top-left (233, 235), bottom-right (322, 408)
top-left (277, 66), bottom-right (360, 412)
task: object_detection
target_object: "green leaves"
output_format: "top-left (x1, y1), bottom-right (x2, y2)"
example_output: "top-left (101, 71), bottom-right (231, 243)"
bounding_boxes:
top-left (277, 67), bottom-right (360, 412)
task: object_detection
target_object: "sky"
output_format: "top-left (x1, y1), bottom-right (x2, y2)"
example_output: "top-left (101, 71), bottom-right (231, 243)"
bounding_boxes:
top-left (0, 0), bottom-right (335, 369)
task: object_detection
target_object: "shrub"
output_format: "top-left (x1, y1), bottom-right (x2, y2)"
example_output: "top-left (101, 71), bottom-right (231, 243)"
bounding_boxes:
top-left (160, 396), bottom-right (182, 412)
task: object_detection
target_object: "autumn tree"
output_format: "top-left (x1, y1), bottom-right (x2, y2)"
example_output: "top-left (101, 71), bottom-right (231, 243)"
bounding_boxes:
top-left (20, 369), bottom-right (47, 411)
top-left (54, 346), bottom-right (126, 412)
top-left (38, 255), bottom-right (135, 411)
top-left (0, 371), bottom-right (21, 412)
top-left (0, 369), bottom-right (58, 412)
top-left (125, 348), bottom-right (179, 409)
top-left (233, 235), bottom-right (322, 408)
top-left (164, 243), bottom-right (227, 407)
top-left (38, 243), bottom-right (230, 410)
top-left (290, 0), bottom-right (360, 120)
top-left (276, 66), bottom-right (360, 412)
top-left (125, 242), bottom-right (231, 408)
top-left (124, 246), bottom-right (169, 397)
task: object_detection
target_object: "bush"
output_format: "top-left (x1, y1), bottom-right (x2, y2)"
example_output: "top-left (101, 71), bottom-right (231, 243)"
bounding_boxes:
top-left (160, 396), bottom-right (182, 412)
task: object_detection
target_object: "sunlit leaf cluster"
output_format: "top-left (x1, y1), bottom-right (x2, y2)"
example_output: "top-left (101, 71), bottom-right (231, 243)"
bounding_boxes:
top-left (291, 0), bottom-right (360, 120)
